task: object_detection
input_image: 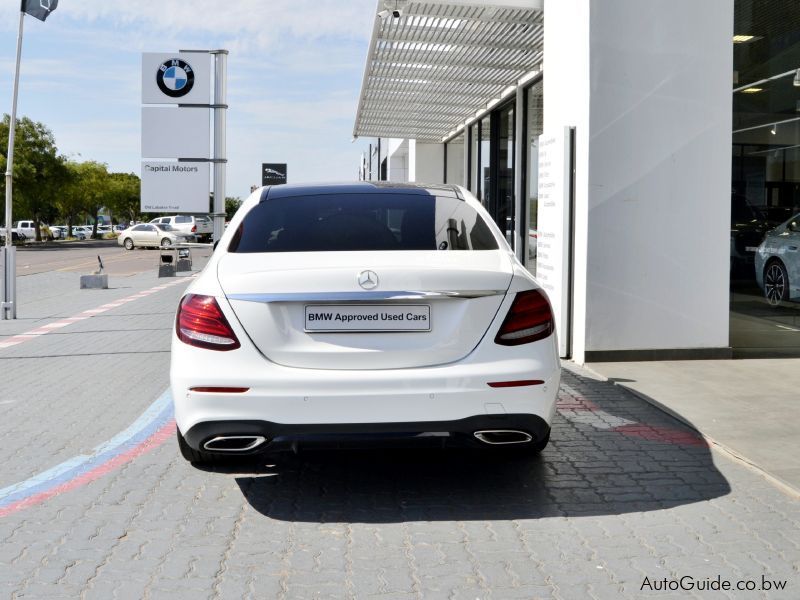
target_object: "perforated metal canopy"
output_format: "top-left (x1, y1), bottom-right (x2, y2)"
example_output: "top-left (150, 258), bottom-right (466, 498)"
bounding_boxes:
top-left (353, 1), bottom-right (544, 142)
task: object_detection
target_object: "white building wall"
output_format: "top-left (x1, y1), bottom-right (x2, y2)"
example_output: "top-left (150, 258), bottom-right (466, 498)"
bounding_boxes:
top-left (412, 141), bottom-right (445, 184)
top-left (387, 138), bottom-right (409, 182)
top-left (545, 0), bottom-right (732, 361)
top-left (446, 141), bottom-right (464, 186)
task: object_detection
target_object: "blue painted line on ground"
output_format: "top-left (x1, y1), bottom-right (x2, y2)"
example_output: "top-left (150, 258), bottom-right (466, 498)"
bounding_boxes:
top-left (0, 390), bottom-right (174, 508)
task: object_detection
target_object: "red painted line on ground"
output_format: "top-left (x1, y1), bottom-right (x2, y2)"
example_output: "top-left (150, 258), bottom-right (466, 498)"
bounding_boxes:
top-left (0, 420), bottom-right (175, 518)
top-left (556, 394), bottom-right (601, 411)
top-left (557, 391), bottom-right (707, 448)
top-left (611, 423), bottom-right (708, 447)
top-left (0, 277), bottom-right (189, 351)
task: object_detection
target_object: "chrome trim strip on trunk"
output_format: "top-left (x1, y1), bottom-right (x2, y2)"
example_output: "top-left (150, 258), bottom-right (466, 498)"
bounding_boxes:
top-left (227, 290), bottom-right (506, 303)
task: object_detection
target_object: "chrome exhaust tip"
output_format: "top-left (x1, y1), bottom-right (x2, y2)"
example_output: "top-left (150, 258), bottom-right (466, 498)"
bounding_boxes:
top-left (473, 430), bottom-right (533, 445)
top-left (203, 435), bottom-right (267, 452)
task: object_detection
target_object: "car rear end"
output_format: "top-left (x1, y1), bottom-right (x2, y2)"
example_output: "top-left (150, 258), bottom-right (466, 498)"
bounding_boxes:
top-left (193, 216), bottom-right (213, 242)
top-left (171, 183), bottom-right (560, 458)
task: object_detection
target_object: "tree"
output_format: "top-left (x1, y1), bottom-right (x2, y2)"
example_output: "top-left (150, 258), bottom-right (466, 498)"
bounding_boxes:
top-left (106, 172), bottom-right (140, 225)
top-left (225, 196), bottom-right (242, 221)
top-left (0, 115), bottom-right (69, 241)
top-left (56, 162), bottom-right (85, 237)
top-left (72, 161), bottom-right (110, 238)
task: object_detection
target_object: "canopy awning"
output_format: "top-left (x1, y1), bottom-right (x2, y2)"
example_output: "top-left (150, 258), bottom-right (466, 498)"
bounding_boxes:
top-left (353, 1), bottom-right (544, 142)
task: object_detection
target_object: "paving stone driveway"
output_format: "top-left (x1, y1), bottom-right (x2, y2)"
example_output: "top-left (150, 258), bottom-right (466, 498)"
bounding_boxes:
top-left (0, 268), bottom-right (798, 599)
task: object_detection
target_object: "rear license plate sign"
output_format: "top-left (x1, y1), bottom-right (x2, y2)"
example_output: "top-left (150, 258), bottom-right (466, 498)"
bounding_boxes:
top-left (305, 304), bottom-right (431, 332)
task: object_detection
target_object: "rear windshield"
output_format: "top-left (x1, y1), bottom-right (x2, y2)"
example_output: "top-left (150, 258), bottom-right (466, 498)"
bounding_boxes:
top-left (228, 193), bottom-right (498, 253)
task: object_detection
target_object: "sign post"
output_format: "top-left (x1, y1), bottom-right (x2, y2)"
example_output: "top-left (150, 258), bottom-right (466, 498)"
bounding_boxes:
top-left (211, 50), bottom-right (228, 242)
top-left (536, 127), bottom-right (574, 358)
top-left (140, 50), bottom-right (227, 242)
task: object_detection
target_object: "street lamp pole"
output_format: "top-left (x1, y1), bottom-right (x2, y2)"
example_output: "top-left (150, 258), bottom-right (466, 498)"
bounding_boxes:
top-left (2, 11), bottom-right (25, 320)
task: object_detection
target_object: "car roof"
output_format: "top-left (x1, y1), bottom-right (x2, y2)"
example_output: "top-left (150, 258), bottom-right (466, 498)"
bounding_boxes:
top-left (260, 181), bottom-right (462, 201)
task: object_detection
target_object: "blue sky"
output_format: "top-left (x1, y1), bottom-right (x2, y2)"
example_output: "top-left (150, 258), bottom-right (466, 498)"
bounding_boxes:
top-left (0, 0), bottom-right (377, 199)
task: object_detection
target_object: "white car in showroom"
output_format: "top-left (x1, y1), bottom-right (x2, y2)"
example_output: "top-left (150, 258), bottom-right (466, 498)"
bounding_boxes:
top-left (755, 212), bottom-right (800, 306)
top-left (170, 182), bottom-right (560, 463)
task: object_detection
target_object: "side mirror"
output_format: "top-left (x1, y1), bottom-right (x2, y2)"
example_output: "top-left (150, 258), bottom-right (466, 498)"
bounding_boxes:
top-left (789, 221), bottom-right (799, 232)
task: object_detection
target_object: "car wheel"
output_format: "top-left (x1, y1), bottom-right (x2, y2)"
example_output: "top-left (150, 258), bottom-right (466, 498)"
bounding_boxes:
top-left (764, 260), bottom-right (789, 306)
top-left (123, 237), bottom-right (134, 250)
top-left (177, 428), bottom-right (216, 464)
top-left (161, 237), bottom-right (172, 248)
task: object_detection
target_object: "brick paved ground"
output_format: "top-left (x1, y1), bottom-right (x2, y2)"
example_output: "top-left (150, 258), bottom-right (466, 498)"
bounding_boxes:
top-left (0, 254), bottom-right (798, 599)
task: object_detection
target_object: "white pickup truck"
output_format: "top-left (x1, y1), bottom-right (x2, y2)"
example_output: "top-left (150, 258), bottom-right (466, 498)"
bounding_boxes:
top-left (149, 215), bottom-right (213, 242)
top-left (0, 220), bottom-right (53, 242)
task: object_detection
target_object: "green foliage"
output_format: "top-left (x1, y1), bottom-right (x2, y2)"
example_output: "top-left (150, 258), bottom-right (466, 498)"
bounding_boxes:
top-left (106, 172), bottom-right (140, 224)
top-left (1, 115), bottom-right (69, 240)
top-left (225, 196), bottom-right (242, 221)
top-left (2, 114), bottom-right (145, 240)
top-left (75, 161), bottom-right (110, 238)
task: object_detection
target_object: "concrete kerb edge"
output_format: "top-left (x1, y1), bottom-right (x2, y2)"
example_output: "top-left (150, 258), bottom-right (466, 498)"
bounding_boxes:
top-left (573, 361), bottom-right (800, 500)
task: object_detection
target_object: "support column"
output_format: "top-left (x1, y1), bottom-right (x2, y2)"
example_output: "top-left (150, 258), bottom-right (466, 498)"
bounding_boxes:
top-left (211, 50), bottom-right (228, 243)
top-left (544, 0), bottom-right (733, 362)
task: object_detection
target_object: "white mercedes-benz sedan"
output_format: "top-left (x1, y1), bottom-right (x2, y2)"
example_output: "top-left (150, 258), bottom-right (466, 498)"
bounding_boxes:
top-left (170, 182), bottom-right (560, 463)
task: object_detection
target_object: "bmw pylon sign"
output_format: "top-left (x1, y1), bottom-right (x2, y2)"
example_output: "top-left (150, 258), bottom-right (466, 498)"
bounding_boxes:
top-left (142, 53), bottom-right (210, 105)
top-left (156, 59), bottom-right (195, 98)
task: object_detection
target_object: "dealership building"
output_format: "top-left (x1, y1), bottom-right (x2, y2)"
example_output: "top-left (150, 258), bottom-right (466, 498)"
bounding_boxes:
top-left (353, 0), bottom-right (800, 363)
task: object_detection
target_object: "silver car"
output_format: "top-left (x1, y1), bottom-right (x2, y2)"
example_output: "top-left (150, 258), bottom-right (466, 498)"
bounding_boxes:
top-left (118, 223), bottom-right (190, 250)
top-left (755, 213), bottom-right (800, 306)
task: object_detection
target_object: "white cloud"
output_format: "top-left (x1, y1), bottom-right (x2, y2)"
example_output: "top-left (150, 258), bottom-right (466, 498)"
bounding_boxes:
top-left (66, 1), bottom-right (373, 47)
top-left (0, 0), bottom-right (379, 198)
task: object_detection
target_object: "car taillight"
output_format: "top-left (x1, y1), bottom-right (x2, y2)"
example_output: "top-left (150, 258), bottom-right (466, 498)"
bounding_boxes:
top-left (176, 294), bottom-right (240, 351)
top-left (191, 225), bottom-right (197, 232)
top-left (495, 289), bottom-right (554, 346)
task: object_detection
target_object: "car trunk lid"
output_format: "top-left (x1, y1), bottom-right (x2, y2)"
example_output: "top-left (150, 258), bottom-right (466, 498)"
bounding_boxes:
top-left (217, 251), bottom-right (513, 369)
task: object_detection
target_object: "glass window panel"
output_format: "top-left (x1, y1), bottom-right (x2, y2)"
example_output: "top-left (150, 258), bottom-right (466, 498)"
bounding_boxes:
top-left (525, 79), bottom-right (544, 273)
top-left (730, 0), bottom-right (800, 354)
top-left (469, 123), bottom-right (479, 194)
top-left (479, 117), bottom-right (491, 206)
top-left (496, 104), bottom-right (515, 246)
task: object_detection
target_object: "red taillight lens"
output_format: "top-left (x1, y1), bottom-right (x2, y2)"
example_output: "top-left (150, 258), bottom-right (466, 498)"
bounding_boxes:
top-left (191, 225), bottom-right (197, 232)
top-left (495, 289), bottom-right (554, 346)
top-left (176, 294), bottom-right (240, 351)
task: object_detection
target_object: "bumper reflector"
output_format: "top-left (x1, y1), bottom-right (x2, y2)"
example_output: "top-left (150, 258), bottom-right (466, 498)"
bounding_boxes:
top-left (487, 380), bottom-right (545, 388)
top-left (189, 387), bottom-right (250, 393)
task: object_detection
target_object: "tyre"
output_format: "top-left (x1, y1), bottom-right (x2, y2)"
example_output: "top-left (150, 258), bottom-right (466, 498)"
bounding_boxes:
top-left (177, 428), bottom-right (216, 464)
top-left (161, 237), bottom-right (172, 248)
top-left (123, 237), bottom-right (134, 250)
top-left (764, 260), bottom-right (789, 306)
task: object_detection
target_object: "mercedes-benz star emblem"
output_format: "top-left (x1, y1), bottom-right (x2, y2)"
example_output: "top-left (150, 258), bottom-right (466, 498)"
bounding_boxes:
top-left (358, 270), bottom-right (379, 290)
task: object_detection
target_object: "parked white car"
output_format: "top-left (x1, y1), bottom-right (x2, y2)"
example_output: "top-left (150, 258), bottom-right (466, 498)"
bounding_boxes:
top-left (755, 213), bottom-right (800, 306)
top-left (72, 226), bottom-right (93, 238)
top-left (0, 220), bottom-right (52, 241)
top-left (118, 223), bottom-right (192, 250)
top-left (171, 182), bottom-right (560, 464)
top-left (150, 215), bottom-right (213, 242)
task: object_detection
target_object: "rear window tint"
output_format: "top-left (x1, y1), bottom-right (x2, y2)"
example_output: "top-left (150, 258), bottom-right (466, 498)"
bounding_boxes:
top-left (175, 216), bottom-right (191, 223)
top-left (228, 193), bottom-right (498, 253)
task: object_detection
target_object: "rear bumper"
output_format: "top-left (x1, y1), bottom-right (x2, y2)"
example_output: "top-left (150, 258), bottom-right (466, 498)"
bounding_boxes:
top-left (172, 355), bottom-right (560, 436)
top-left (183, 413), bottom-right (551, 452)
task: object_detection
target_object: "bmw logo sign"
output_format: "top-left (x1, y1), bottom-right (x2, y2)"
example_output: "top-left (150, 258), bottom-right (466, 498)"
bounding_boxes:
top-left (156, 59), bottom-right (195, 98)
